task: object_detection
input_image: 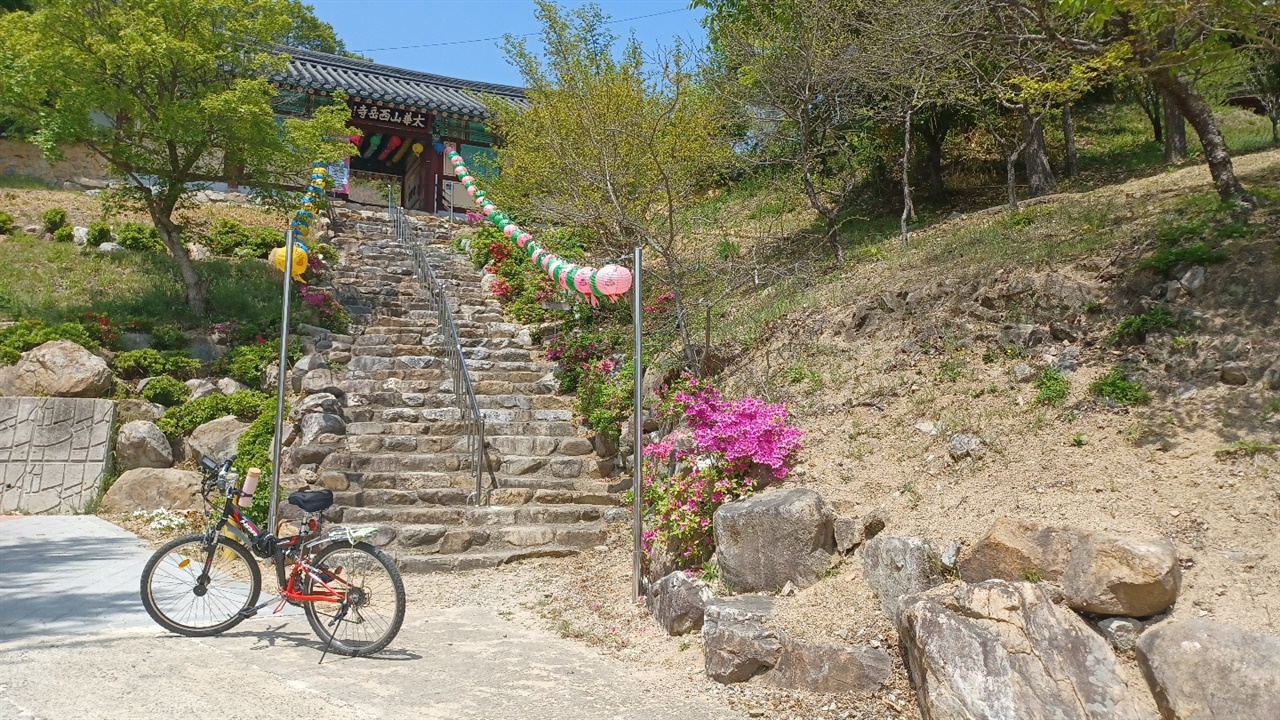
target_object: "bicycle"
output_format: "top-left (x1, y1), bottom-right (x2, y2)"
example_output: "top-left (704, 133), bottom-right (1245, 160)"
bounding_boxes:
top-left (139, 456), bottom-right (406, 660)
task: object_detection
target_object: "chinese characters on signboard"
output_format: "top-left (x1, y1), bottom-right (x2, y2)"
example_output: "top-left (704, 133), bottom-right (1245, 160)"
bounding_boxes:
top-left (351, 102), bottom-right (429, 128)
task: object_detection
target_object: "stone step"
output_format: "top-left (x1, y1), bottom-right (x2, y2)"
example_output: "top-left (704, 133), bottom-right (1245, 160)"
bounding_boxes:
top-left (334, 503), bottom-right (611, 527)
top-left (396, 547), bottom-right (582, 573)
top-left (338, 470), bottom-right (613, 493)
top-left (336, 487), bottom-right (620, 509)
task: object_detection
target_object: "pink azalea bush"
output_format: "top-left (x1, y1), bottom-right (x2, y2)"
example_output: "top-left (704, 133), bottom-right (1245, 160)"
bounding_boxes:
top-left (639, 374), bottom-right (803, 564)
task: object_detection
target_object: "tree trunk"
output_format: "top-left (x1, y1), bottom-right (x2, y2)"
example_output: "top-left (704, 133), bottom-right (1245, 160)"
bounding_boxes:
top-left (1162, 89), bottom-right (1187, 164)
top-left (920, 112), bottom-right (949, 204)
top-left (1270, 110), bottom-right (1279, 145)
top-left (1006, 144), bottom-right (1022, 210)
top-left (1021, 114), bottom-right (1056, 198)
top-left (901, 106), bottom-right (916, 245)
top-left (153, 214), bottom-right (208, 316)
top-left (1062, 104), bottom-right (1078, 179)
top-left (801, 164), bottom-right (844, 263)
top-left (1148, 68), bottom-right (1254, 206)
top-left (824, 211), bottom-right (842, 264)
top-left (1135, 82), bottom-right (1163, 143)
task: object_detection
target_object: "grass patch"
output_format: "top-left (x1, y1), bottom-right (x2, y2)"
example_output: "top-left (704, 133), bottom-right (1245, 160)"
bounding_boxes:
top-left (1215, 439), bottom-right (1279, 459)
top-left (1033, 368), bottom-right (1070, 406)
top-left (1138, 242), bottom-right (1230, 273)
top-left (1090, 368), bottom-right (1152, 406)
top-left (1107, 307), bottom-right (1179, 345)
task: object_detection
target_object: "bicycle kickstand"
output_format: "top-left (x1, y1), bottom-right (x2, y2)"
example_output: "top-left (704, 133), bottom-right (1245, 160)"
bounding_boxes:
top-left (318, 601), bottom-right (351, 665)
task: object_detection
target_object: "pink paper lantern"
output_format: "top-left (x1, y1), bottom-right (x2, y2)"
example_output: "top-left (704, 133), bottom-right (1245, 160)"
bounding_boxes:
top-left (595, 264), bottom-right (633, 299)
top-left (466, 186), bottom-right (476, 197)
top-left (460, 175), bottom-right (473, 184)
top-left (503, 224), bottom-right (518, 237)
top-left (517, 232), bottom-right (532, 244)
top-left (483, 204), bottom-right (496, 214)
top-left (516, 235), bottom-right (528, 249)
top-left (573, 268), bottom-right (597, 296)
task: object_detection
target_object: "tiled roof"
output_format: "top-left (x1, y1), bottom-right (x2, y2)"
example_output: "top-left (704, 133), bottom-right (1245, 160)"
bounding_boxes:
top-left (273, 47), bottom-right (526, 119)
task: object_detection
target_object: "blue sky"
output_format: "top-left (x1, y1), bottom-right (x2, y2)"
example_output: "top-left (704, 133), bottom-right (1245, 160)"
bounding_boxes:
top-left (307, 0), bottom-right (709, 87)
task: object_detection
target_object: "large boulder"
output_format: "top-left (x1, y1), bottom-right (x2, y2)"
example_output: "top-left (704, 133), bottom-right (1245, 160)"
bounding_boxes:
top-left (0, 340), bottom-right (113, 398)
top-left (101, 468), bottom-right (203, 512)
top-left (182, 415), bottom-right (249, 464)
top-left (861, 535), bottom-right (945, 619)
top-left (762, 637), bottom-right (892, 694)
top-left (291, 353), bottom-right (327, 393)
top-left (646, 571), bottom-right (714, 636)
top-left (897, 581), bottom-right (1153, 720)
top-left (959, 518), bottom-right (1180, 617)
top-left (1136, 620), bottom-right (1280, 720)
top-left (702, 597), bottom-right (782, 684)
top-left (184, 378), bottom-right (218, 400)
top-left (288, 392), bottom-right (343, 422)
top-left (713, 487), bottom-right (836, 593)
top-left (115, 420), bottom-right (173, 470)
top-left (116, 399), bottom-right (166, 424)
top-left (299, 412), bottom-right (346, 446)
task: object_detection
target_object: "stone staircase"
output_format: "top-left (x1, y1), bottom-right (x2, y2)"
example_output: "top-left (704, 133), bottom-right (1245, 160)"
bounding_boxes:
top-left (316, 207), bottom-right (623, 572)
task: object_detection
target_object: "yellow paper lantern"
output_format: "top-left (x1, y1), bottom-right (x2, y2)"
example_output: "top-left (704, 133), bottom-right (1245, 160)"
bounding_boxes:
top-left (270, 243), bottom-right (309, 283)
top-left (412, 142), bottom-right (424, 157)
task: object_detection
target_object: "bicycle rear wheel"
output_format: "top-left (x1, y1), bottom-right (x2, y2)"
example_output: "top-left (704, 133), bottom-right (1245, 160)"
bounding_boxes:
top-left (140, 533), bottom-right (261, 636)
top-left (303, 541), bottom-right (405, 657)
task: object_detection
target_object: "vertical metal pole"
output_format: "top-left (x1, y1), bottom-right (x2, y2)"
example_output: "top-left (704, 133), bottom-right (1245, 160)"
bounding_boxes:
top-left (631, 246), bottom-right (644, 601)
top-left (268, 228), bottom-right (294, 534)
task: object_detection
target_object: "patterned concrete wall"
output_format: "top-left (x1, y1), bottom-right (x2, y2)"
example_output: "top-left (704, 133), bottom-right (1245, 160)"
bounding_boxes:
top-left (0, 398), bottom-right (115, 514)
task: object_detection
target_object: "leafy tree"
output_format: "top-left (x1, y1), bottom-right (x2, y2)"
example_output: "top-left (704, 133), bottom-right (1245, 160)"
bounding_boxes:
top-left (485, 1), bottom-right (731, 366)
top-left (1245, 49), bottom-right (1280, 145)
top-left (0, 0), bottom-right (354, 315)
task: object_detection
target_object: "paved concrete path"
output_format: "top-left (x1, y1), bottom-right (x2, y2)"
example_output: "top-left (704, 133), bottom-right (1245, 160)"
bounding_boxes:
top-left (0, 516), bottom-right (740, 720)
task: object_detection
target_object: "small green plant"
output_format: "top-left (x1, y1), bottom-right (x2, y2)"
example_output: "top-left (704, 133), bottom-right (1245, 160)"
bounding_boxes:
top-left (1071, 432), bottom-right (1087, 447)
top-left (112, 349), bottom-right (200, 380)
top-left (1155, 220), bottom-right (1207, 245)
top-left (140, 375), bottom-right (190, 407)
top-left (149, 324), bottom-right (188, 351)
top-left (1138, 242), bottom-right (1230, 273)
top-left (0, 211), bottom-right (13, 235)
top-left (1033, 368), bottom-right (1070, 406)
top-left (1214, 439), bottom-right (1279, 459)
top-left (212, 342), bottom-right (298, 389)
top-left (156, 390), bottom-right (274, 437)
top-left (85, 221), bottom-right (112, 247)
top-left (939, 358), bottom-right (964, 382)
top-left (900, 482), bottom-right (922, 509)
top-left (115, 222), bottom-right (166, 253)
top-left (234, 408), bottom-right (287, 523)
top-left (52, 225), bottom-right (74, 243)
top-left (982, 347), bottom-right (997, 364)
top-left (678, 640), bottom-right (691, 652)
top-left (784, 363), bottom-right (821, 386)
top-left (1005, 209), bottom-right (1035, 228)
top-left (0, 319), bottom-right (97, 364)
top-left (1081, 300), bottom-right (1105, 314)
top-left (1090, 368), bottom-right (1151, 406)
top-left (1171, 336), bottom-right (1194, 353)
top-left (714, 239), bottom-right (740, 260)
top-left (1023, 568), bottom-right (1042, 583)
top-left (1107, 307), bottom-right (1178, 345)
top-left (204, 219), bottom-right (283, 258)
top-left (698, 560), bottom-right (719, 583)
top-left (40, 208), bottom-right (67, 233)
top-left (1263, 398), bottom-right (1280, 423)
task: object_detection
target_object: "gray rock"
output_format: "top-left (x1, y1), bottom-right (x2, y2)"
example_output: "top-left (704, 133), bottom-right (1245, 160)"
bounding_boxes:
top-left (116, 420), bottom-right (173, 470)
top-left (713, 487), bottom-right (836, 593)
top-left (948, 433), bottom-right (984, 460)
top-left (862, 506), bottom-right (890, 540)
top-left (300, 413), bottom-right (345, 446)
top-left (116, 399), bottom-right (166, 424)
top-left (300, 368), bottom-right (342, 396)
top-left (959, 517), bottom-right (1181, 617)
top-left (96, 241), bottom-right (125, 254)
top-left (72, 226), bottom-right (89, 245)
top-left (998, 323), bottom-right (1048, 350)
top-left (187, 243), bottom-right (212, 261)
top-left (215, 377), bottom-right (248, 396)
top-left (260, 362), bottom-right (279, 392)
top-left (1180, 265), bottom-right (1206, 292)
top-left (834, 517), bottom-right (863, 554)
top-left (291, 353), bottom-right (327, 392)
top-left (861, 536), bottom-right (944, 619)
top-left (288, 392), bottom-right (342, 422)
top-left (1053, 346), bottom-right (1081, 373)
top-left (1265, 364), bottom-right (1280, 391)
top-left (940, 542), bottom-right (960, 571)
top-left (185, 415), bottom-right (249, 464)
top-left (702, 598), bottom-right (782, 684)
top-left (1166, 281), bottom-right (1187, 302)
top-left (0, 340), bottom-right (113, 398)
top-left (1098, 617), bottom-right (1144, 653)
top-left (898, 581), bottom-right (1151, 720)
top-left (558, 437), bottom-right (594, 456)
top-left (762, 637), bottom-right (893, 694)
top-left (1219, 361), bottom-right (1248, 385)
top-left (184, 378), bottom-right (218, 400)
top-left (101, 468), bottom-right (203, 512)
top-left (1012, 363), bottom-right (1035, 382)
top-left (1049, 321), bottom-right (1081, 342)
top-left (121, 332), bottom-right (152, 351)
top-left (1137, 619), bottom-right (1280, 720)
top-left (646, 571), bottom-right (714, 636)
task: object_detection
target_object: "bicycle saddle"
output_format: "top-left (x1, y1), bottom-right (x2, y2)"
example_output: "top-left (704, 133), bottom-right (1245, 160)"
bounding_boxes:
top-left (288, 489), bottom-right (334, 513)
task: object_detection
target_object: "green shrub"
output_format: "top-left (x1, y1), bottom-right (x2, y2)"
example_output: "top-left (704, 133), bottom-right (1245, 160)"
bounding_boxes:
top-left (1155, 220), bottom-right (1206, 246)
top-left (86, 221), bottom-right (112, 247)
top-left (40, 208), bottom-right (67, 233)
top-left (1089, 368), bottom-right (1151, 406)
top-left (0, 211), bottom-right (13, 235)
top-left (215, 343), bottom-right (280, 389)
top-left (115, 222), bottom-right (166, 253)
top-left (1033, 368), bottom-right (1071, 406)
top-left (234, 409), bottom-right (287, 524)
top-left (0, 319), bottom-right (98, 364)
top-left (1138, 242), bottom-right (1229, 273)
top-left (1107, 307), bottom-right (1178, 345)
top-left (52, 226), bottom-right (74, 243)
top-left (240, 227), bottom-right (284, 258)
top-left (205, 219), bottom-right (282, 258)
top-left (149, 324), bottom-right (188, 351)
top-left (156, 390), bottom-right (273, 437)
top-left (112, 349), bottom-right (200, 380)
top-left (575, 357), bottom-right (633, 443)
top-left (141, 375), bottom-right (190, 407)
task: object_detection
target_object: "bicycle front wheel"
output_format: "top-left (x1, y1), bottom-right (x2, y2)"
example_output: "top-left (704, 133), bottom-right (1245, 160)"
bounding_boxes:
top-left (140, 533), bottom-right (262, 636)
top-left (303, 541), bottom-right (405, 657)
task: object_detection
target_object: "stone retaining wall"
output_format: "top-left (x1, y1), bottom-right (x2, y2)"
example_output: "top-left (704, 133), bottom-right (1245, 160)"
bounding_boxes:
top-left (0, 398), bottom-right (115, 514)
top-left (0, 139), bottom-right (108, 187)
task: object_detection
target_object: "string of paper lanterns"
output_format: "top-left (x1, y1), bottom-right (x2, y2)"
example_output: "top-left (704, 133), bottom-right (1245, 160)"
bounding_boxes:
top-left (446, 147), bottom-right (632, 305)
top-left (270, 162), bottom-right (328, 283)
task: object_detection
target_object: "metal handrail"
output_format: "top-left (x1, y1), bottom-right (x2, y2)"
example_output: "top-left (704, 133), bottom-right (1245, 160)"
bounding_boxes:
top-left (386, 188), bottom-right (497, 506)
